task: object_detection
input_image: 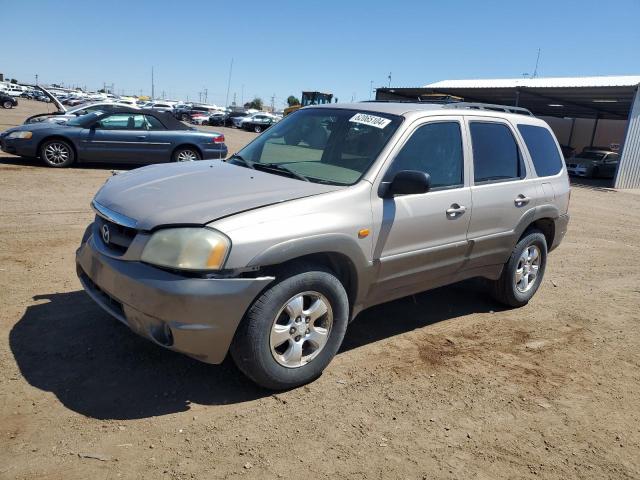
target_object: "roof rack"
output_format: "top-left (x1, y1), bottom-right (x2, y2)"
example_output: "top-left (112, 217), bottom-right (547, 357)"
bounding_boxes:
top-left (445, 102), bottom-right (533, 116)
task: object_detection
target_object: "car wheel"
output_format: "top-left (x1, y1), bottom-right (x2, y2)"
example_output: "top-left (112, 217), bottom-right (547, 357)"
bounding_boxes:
top-left (253, 125), bottom-right (263, 133)
top-left (230, 264), bottom-right (349, 390)
top-left (490, 229), bottom-right (547, 308)
top-left (181, 114), bottom-right (190, 121)
top-left (2, 100), bottom-right (13, 109)
top-left (40, 139), bottom-right (75, 167)
top-left (172, 147), bottom-right (201, 162)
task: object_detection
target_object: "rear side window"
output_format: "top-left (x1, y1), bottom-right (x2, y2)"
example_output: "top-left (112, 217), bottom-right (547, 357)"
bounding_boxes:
top-left (517, 124), bottom-right (563, 177)
top-left (470, 122), bottom-right (525, 183)
top-left (388, 122), bottom-right (463, 190)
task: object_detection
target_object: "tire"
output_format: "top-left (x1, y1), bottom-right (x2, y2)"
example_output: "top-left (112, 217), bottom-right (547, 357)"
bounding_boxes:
top-left (490, 229), bottom-right (547, 308)
top-left (230, 264), bottom-right (349, 390)
top-left (253, 125), bottom-right (263, 133)
top-left (172, 147), bottom-right (201, 162)
top-left (40, 139), bottom-right (75, 167)
top-left (181, 114), bottom-right (190, 121)
top-left (3, 100), bottom-right (13, 109)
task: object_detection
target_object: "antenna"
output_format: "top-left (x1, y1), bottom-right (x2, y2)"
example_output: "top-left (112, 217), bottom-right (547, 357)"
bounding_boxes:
top-left (532, 48), bottom-right (541, 78)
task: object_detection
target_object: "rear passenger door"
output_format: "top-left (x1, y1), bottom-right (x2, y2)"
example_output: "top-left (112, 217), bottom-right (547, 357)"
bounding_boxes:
top-left (464, 117), bottom-right (538, 268)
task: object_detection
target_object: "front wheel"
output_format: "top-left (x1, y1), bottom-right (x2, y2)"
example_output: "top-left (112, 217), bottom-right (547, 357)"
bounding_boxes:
top-left (172, 147), bottom-right (201, 162)
top-left (230, 266), bottom-right (349, 390)
top-left (490, 229), bottom-right (547, 307)
top-left (40, 139), bottom-right (75, 167)
top-left (253, 125), bottom-right (263, 133)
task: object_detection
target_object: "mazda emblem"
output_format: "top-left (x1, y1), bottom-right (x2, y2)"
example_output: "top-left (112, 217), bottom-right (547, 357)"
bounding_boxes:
top-left (101, 224), bottom-right (110, 244)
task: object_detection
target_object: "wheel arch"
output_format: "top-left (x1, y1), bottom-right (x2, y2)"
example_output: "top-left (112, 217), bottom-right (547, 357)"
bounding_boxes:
top-left (37, 135), bottom-right (78, 161)
top-left (171, 143), bottom-right (203, 160)
top-left (246, 234), bottom-right (375, 320)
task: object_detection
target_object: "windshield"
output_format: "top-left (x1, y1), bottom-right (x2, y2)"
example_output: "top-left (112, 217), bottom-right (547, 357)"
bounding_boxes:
top-left (233, 108), bottom-right (402, 185)
top-left (576, 152), bottom-right (606, 161)
top-left (67, 111), bottom-right (103, 127)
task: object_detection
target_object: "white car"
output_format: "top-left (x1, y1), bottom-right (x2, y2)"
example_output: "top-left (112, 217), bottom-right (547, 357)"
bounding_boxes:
top-left (234, 112), bottom-right (278, 128)
top-left (24, 102), bottom-right (140, 124)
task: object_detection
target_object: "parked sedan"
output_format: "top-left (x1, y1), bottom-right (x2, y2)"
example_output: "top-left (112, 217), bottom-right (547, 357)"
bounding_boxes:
top-left (566, 150), bottom-right (620, 178)
top-left (241, 113), bottom-right (278, 133)
top-left (1, 93), bottom-right (18, 109)
top-left (1, 109), bottom-right (227, 167)
top-left (25, 102), bottom-right (140, 124)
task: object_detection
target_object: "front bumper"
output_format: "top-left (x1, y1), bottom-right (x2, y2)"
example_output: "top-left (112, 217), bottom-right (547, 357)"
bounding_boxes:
top-left (566, 166), bottom-right (590, 177)
top-left (0, 137), bottom-right (38, 156)
top-left (76, 232), bottom-right (273, 364)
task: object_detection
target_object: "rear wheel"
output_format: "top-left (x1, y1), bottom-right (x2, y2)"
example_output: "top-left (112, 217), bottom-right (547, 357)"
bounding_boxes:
top-left (490, 229), bottom-right (547, 307)
top-left (40, 139), bottom-right (75, 167)
top-left (3, 100), bottom-right (13, 109)
top-left (230, 265), bottom-right (349, 390)
top-left (172, 147), bottom-right (201, 162)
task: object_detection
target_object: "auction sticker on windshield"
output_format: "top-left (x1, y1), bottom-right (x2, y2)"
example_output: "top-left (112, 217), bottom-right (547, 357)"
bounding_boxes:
top-left (349, 113), bottom-right (392, 129)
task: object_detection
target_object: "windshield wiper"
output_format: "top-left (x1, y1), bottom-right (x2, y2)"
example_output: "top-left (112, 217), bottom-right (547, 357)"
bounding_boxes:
top-left (227, 153), bottom-right (255, 169)
top-left (255, 163), bottom-right (310, 182)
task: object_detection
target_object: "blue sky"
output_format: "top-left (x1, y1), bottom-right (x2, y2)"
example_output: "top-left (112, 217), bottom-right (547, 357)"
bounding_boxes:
top-left (2, 0), bottom-right (639, 107)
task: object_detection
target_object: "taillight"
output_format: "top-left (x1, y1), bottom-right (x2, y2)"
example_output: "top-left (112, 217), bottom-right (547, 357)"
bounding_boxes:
top-left (212, 134), bottom-right (224, 144)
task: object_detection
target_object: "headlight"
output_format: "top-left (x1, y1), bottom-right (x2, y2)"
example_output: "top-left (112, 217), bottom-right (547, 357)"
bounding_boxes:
top-left (141, 228), bottom-right (230, 271)
top-left (7, 131), bottom-right (33, 139)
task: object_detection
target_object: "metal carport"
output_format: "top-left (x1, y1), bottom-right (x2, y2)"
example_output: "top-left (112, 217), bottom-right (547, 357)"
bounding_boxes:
top-left (376, 76), bottom-right (640, 188)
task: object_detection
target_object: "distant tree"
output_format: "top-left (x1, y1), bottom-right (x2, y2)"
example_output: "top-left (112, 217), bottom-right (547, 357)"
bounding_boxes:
top-left (98, 88), bottom-right (106, 93)
top-left (10, 78), bottom-right (18, 84)
top-left (287, 95), bottom-right (300, 107)
top-left (245, 97), bottom-right (263, 110)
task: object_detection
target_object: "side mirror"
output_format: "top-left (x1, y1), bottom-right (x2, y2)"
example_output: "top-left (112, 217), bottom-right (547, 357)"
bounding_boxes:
top-left (381, 170), bottom-right (431, 197)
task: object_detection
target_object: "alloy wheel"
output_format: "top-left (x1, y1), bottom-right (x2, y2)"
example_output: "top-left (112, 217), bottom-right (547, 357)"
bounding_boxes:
top-left (43, 142), bottom-right (70, 165)
top-left (176, 150), bottom-right (198, 162)
top-left (269, 291), bottom-right (333, 368)
top-left (515, 245), bottom-right (541, 293)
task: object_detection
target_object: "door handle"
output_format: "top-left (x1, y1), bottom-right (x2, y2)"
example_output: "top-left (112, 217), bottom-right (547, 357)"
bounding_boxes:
top-left (136, 135), bottom-right (147, 140)
top-left (446, 203), bottom-right (467, 218)
top-left (514, 194), bottom-right (531, 207)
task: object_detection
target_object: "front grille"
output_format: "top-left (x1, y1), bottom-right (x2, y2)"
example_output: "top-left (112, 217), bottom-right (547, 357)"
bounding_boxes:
top-left (94, 215), bottom-right (138, 254)
top-left (78, 267), bottom-right (125, 319)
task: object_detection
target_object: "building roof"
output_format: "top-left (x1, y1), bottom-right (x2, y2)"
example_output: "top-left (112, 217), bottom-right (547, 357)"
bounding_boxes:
top-left (424, 75), bottom-right (640, 89)
top-left (376, 75), bottom-right (640, 120)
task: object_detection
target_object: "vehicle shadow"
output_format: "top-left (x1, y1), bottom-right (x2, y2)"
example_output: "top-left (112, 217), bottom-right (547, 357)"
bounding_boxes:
top-left (9, 281), bottom-right (500, 420)
top-left (0, 155), bottom-right (140, 171)
top-left (568, 176), bottom-right (614, 190)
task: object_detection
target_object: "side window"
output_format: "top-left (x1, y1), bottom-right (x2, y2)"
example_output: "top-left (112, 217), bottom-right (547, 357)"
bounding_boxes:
top-left (517, 124), bottom-right (563, 177)
top-left (387, 121), bottom-right (464, 190)
top-left (96, 114), bottom-right (146, 130)
top-left (144, 115), bottom-right (165, 130)
top-left (470, 122), bottom-right (525, 183)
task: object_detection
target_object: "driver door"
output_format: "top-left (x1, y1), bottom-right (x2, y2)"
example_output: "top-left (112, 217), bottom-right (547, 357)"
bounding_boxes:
top-left (368, 117), bottom-right (472, 304)
top-left (80, 113), bottom-right (151, 162)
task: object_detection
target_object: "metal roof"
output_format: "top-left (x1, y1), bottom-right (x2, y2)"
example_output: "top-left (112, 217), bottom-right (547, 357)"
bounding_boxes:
top-left (376, 76), bottom-right (640, 120)
top-left (424, 75), bottom-right (640, 89)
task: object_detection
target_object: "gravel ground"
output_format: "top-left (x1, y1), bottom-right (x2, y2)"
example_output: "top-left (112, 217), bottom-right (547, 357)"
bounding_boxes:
top-left (1, 100), bottom-right (639, 480)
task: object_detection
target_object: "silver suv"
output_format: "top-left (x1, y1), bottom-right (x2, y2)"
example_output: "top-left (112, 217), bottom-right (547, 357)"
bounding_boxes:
top-left (76, 102), bottom-right (570, 389)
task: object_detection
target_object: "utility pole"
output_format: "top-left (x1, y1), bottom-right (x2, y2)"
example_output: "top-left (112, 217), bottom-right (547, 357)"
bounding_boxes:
top-left (532, 48), bottom-right (541, 78)
top-left (270, 94), bottom-right (275, 112)
top-left (204, 88), bottom-right (208, 104)
top-left (369, 80), bottom-right (373, 100)
top-left (35, 74), bottom-right (38, 86)
top-left (388, 72), bottom-right (392, 88)
top-left (225, 58), bottom-right (234, 108)
top-left (232, 92), bottom-right (236, 106)
top-left (241, 84), bottom-right (244, 106)
top-left (151, 66), bottom-right (155, 100)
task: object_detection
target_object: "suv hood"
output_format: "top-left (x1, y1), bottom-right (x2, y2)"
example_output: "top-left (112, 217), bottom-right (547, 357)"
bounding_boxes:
top-left (94, 161), bottom-right (342, 231)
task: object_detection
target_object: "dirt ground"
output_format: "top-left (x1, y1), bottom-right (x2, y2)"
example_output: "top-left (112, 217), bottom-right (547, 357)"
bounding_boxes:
top-left (1, 100), bottom-right (639, 480)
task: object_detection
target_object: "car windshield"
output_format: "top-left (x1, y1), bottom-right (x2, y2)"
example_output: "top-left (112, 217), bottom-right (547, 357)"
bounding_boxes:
top-left (576, 152), bottom-right (607, 161)
top-left (66, 111), bottom-right (103, 127)
top-left (233, 108), bottom-right (402, 185)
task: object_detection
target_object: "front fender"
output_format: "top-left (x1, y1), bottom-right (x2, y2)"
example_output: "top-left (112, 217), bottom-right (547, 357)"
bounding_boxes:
top-left (246, 233), bottom-right (375, 314)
